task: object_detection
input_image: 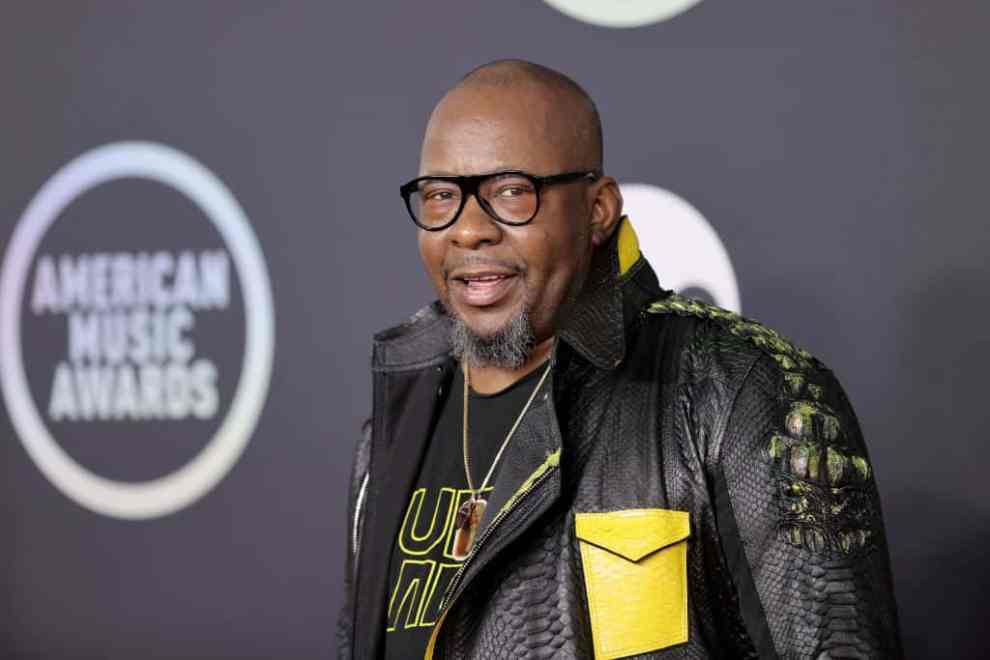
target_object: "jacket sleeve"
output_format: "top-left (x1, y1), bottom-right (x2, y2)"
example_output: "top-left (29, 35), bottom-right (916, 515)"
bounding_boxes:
top-left (336, 419), bottom-right (372, 660)
top-left (713, 352), bottom-right (903, 659)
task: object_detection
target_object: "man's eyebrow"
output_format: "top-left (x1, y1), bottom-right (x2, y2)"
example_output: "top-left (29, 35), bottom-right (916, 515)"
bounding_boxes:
top-left (419, 165), bottom-right (533, 177)
top-left (419, 170), bottom-right (459, 177)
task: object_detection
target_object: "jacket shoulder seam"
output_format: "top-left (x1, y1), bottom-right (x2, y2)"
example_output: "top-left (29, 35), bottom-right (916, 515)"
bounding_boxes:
top-left (643, 294), bottom-right (821, 373)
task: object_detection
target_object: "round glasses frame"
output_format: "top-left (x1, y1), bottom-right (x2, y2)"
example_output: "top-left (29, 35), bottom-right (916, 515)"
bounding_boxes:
top-left (399, 169), bottom-right (599, 231)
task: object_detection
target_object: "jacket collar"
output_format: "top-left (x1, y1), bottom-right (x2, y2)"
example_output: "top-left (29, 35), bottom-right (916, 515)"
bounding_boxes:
top-left (371, 216), bottom-right (659, 372)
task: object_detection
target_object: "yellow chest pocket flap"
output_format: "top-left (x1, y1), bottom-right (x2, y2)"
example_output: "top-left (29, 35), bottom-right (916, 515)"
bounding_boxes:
top-left (575, 509), bottom-right (691, 659)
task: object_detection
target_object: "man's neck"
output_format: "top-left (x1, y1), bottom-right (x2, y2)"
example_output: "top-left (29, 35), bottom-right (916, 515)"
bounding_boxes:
top-left (467, 335), bottom-right (555, 395)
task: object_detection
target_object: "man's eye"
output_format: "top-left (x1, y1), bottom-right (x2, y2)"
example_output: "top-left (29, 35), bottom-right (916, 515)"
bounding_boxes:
top-left (423, 189), bottom-right (457, 202)
top-left (495, 185), bottom-right (533, 198)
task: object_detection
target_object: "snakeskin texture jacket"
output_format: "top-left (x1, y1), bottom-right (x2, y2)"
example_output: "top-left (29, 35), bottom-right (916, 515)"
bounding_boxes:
top-left (338, 220), bottom-right (903, 659)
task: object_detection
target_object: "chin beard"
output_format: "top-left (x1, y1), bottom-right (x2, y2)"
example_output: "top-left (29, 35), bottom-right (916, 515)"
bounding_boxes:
top-left (448, 307), bottom-right (535, 369)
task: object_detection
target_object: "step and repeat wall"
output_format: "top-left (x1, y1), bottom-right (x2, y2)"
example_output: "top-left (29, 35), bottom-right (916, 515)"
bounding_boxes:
top-left (1, 2), bottom-right (986, 657)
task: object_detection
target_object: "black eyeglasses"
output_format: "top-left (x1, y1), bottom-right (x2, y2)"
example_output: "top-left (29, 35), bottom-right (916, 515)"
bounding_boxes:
top-left (399, 170), bottom-right (599, 231)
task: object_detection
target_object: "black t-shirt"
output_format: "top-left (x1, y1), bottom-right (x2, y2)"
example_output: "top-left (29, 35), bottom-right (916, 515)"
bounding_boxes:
top-left (383, 362), bottom-right (548, 659)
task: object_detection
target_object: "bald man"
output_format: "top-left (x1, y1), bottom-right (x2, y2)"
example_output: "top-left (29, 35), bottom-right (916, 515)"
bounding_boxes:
top-left (338, 61), bottom-right (902, 659)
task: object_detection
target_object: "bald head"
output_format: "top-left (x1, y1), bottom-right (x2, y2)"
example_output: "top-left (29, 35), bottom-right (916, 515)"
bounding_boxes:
top-left (421, 59), bottom-right (603, 175)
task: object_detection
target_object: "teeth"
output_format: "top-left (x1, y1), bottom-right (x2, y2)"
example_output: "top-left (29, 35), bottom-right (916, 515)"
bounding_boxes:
top-left (465, 274), bottom-right (506, 282)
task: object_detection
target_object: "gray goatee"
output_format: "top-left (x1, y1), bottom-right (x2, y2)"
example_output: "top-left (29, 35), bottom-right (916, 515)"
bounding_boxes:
top-left (449, 308), bottom-right (535, 369)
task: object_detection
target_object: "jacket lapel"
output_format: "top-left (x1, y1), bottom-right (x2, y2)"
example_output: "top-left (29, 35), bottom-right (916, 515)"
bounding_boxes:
top-left (477, 392), bottom-right (561, 534)
top-left (352, 359), bottom-right (452, 659)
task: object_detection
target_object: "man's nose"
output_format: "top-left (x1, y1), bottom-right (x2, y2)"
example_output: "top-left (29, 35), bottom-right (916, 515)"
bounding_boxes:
top-left (448, 193), bottom-right (502, 249)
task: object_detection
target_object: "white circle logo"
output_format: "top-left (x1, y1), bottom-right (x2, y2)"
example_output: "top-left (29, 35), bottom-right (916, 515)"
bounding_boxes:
top-left (544, 0), bottom-right (703, 27)
top-left (0, 142), bottom-right (275, 519)
top-left (620, 182), bottom-right (741, 312)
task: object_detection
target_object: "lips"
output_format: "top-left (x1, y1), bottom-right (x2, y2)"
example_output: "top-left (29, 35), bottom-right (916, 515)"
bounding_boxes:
top-left (449, 270), bottom-right (519, 307)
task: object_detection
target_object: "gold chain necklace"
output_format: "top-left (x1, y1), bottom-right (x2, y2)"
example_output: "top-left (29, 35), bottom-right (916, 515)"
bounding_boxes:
top-left (451, 356), bottom-right (554, 561)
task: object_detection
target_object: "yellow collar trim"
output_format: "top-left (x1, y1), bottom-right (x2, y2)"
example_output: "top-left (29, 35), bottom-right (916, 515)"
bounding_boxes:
top-left (617, 216), bottom-right (640, 277)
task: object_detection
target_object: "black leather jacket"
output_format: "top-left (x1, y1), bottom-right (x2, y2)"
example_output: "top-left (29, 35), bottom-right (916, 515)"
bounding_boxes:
top-left (338, 222), bottom-right (902, 659)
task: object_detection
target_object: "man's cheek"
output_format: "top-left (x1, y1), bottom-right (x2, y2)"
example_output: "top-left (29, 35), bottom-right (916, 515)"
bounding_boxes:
top-left (418, 242), bottom-right (444, 291)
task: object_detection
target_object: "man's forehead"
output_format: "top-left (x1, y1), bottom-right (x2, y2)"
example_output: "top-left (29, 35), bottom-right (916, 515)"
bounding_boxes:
top-left (419, 86), bottom-right (569, 175)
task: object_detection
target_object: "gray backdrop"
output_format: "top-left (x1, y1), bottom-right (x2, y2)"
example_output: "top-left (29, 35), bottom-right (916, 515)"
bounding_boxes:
top-left (2, 2), bottom-right (987, 657)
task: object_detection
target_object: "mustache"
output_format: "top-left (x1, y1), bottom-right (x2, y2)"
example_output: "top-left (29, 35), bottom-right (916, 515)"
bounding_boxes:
top-left (442, 255), bottom-right (524, 279)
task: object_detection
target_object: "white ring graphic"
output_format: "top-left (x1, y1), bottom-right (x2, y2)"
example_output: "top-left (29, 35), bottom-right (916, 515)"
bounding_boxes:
top-left (544, 0), bottom-right (703, 28)
top-left (0, 142), bottom-right (275, 519)
top-left (621, 182), bottom-right (741, 312)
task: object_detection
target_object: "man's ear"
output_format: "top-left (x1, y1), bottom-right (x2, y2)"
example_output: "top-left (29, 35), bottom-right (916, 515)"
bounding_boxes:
top-left (588, 176), bottom-right (623, 247)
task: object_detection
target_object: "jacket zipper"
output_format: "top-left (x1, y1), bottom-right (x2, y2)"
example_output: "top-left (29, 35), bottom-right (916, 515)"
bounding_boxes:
top-left (426, 463), bottom-right (559, 659)
top-left (352, 472), bottom-right (369, 558)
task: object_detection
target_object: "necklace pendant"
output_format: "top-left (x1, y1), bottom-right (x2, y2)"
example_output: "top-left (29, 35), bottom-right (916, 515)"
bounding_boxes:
top-left (452, 497), bottom-right (487, 561)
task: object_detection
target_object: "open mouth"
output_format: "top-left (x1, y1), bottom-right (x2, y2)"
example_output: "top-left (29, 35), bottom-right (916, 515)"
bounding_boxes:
top-left (450, 272), bottom-right (519, 307)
